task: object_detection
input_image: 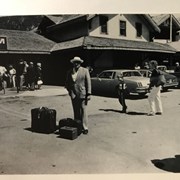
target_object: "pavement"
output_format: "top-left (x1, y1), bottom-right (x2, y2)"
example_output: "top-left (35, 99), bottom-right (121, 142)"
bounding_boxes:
top-left (0, 85), bottom-right (68, 98)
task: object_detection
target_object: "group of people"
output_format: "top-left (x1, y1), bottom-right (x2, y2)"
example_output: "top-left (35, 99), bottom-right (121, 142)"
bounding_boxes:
top-left (0, 59), bottom-right (43, 92)
top-left (65, 57), bottom-right (168, 135)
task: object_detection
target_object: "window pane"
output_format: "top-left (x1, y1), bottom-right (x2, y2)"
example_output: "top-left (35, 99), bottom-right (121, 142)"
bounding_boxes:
top-left (120, 21), bottom-right (126, 36)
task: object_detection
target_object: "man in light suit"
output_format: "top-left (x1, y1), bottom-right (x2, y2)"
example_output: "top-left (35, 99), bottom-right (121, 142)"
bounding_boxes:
top-left (65, 56), bottom-right (91, 135)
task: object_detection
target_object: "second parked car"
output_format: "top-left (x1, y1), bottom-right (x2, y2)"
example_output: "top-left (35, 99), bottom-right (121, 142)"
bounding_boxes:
top-left (139, 69), bottom-right (178, 91)
top-left (91, 69), bottom-right (150, 97)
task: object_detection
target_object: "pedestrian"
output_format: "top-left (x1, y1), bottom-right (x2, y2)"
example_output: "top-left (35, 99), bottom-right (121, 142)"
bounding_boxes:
top-left (144, 62), bottom-right (150, 69)
top-left (23, 61), bottom-right (29, 89)
top-left (116, 74), bottom-right (128, 113)
top-left (134, 63), bottom-right (140, 70)
top-left (16, 59), bottom-right (25, 92)
top-left (35, 62), bottom-right (43, 90)
top-left (174, 62), bottom-right (180, 73)
top-left (26, 62), bottom-right (36, 91)
top-left (7, 64), bottom-right (16, 88)
top-left (65, 56), bottom-right (91, 135)
top-left (147, 60), bottom-right (165, 116)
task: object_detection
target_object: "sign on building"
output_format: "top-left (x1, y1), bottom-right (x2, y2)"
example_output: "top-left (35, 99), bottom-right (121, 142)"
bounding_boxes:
top-left (0, 37), bottom-right (7, 50)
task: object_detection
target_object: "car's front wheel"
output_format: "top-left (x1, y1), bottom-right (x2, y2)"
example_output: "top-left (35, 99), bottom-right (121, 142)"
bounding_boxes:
top-left (138, 92), bottom-right (147, 96)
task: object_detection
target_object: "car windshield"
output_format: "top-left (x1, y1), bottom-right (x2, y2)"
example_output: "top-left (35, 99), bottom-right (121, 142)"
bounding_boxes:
top-left (98, 71), bottom-right (114, 79)
top-left (122, 71), bottom-right (142, 77)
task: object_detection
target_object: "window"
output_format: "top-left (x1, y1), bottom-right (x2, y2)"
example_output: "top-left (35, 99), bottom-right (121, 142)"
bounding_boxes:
top-left (98, 71), bottom-right (114, 79)
top-left (135, 22), bottom-right (142, 37)
top-left (99, 16), bottom-right (108, 34)
top-left (120, 21), bottom-right (126, 36)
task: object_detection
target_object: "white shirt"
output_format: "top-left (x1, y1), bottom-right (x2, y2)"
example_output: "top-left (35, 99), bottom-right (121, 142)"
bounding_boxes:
top-left (0, 66), bottom-right (7, 75)
top-left (72, 68), bottom-right (79, 81)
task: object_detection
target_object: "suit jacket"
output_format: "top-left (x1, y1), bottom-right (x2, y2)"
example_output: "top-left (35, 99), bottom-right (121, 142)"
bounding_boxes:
top-left (65, 67), bottom-right (91, 99)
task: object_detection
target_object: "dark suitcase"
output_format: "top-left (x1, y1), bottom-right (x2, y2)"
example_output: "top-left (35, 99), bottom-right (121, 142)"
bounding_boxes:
top-left (31, 107), bottom-right (56, 134)
top-left (59, 118), bottom-right (82, 135)
top-left (59, 126), bottom-right (78, 140)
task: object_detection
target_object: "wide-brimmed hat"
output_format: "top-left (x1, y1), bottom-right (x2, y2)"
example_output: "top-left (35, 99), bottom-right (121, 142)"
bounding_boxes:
top-left (70, 56), bottom-right (84, 64)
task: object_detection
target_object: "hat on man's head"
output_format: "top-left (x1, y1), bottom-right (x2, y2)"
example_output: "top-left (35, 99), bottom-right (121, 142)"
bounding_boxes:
top-left (70, 56), bottom-right (84, 64)
top-left (176, 62), bottom-right (179, 65)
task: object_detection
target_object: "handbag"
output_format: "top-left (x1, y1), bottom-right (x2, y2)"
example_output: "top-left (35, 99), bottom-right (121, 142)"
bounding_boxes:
top-left (37, 80), bottom-right (43, 85)
top-left (157, 74), bottom-right (166, 86)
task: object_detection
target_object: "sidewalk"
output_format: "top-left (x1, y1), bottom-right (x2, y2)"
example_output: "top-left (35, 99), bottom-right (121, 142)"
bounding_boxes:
top-left (0, 85), bottom-right (68, 98)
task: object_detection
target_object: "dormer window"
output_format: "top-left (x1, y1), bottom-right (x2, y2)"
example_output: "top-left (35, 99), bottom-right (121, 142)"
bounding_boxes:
top-left (135, 22), bottom-right (142, 37)
top-left (99, 15), bottom-right (108, 34)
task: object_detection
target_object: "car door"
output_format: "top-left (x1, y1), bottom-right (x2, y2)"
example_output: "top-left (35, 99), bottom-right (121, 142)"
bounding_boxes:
top-left (91, 71), bottom-right (117, 96)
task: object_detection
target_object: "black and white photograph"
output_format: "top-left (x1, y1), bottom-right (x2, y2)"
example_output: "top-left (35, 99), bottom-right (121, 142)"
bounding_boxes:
top-left (1, 0), bottom-right (180, 179)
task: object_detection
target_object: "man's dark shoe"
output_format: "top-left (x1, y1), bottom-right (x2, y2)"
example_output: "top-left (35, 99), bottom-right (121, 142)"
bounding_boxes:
top-left (156, 112), bottom-right (162, 115)
top-left (83, 129), bottom-right (88, 135)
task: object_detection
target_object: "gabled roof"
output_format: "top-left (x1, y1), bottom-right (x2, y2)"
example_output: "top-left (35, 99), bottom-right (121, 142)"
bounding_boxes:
top-left (152, 14), bottom-right (180, 29)
top-left (0, 29), bottom-right (55, 54)
top-left (45, 15), bottom-right (64, 24)
top-left (47, 14), bottom-right (160, 33)
top-left (142, 14), bottom-right (160, 32)
top-left (51, 36), bottom-right (176, 53)
top-left (168, 41), bottom-right (180, 51)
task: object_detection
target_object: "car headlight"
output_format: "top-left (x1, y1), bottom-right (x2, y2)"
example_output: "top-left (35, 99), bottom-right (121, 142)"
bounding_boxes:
top-left (137, 82), bottom-right (143, 87)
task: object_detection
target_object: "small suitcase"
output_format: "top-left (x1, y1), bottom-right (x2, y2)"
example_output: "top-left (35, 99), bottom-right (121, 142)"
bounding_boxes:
top-left (59, 118), bottom-right (82, 136)
top-left (59, 126), bottom-right (78, 140)
top-left (31, 107), bottom-right (56, 134)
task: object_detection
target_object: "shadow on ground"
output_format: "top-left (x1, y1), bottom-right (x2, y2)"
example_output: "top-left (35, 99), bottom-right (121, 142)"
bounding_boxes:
top-left (151, 155), bottom-right (180, 173)
top-left (99, 109), bottom-right (147, 115)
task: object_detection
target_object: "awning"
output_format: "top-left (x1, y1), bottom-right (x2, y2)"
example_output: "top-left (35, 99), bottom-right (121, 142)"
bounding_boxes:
top-left (51, 36), bottom-right (176, 54)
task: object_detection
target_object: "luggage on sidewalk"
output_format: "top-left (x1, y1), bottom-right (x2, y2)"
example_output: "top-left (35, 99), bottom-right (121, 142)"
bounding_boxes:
top-left (31, 107), bottom-right (56, 134)
top-left (59, 118), bottom-right (82, 136)
top-left (59, 126), bottom-right (78, 140)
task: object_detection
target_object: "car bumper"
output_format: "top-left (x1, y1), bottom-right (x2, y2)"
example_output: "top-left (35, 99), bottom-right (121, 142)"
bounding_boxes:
top-left (132, 87), bottom-right (149, 94)
top-left (163, 82), bottom-right (179, 88)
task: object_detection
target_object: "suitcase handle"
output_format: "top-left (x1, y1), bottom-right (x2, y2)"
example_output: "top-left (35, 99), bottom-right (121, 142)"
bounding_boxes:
top-left (38, 107), bottom-right (49, 118)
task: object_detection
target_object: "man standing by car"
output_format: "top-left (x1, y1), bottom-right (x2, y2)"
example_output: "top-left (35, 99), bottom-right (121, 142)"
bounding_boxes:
top-left (148, 60), bottom-right (164, 116)
top-left (65, 56), bottom-right (91, 135)
top-left (175, 62), bottom-right (180, 73)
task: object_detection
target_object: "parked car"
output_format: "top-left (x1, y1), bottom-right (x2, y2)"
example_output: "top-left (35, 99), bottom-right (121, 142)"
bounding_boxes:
top-left (157, 65), bottom-right (167, 72)
top-left (139, 69), bottom-right (178, 91)
top-left (91, 69), bottom-right (150, 97)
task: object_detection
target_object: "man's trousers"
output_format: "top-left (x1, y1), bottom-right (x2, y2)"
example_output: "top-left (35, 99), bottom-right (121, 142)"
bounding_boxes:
top-left (71, 97), bottom-right (88, 130)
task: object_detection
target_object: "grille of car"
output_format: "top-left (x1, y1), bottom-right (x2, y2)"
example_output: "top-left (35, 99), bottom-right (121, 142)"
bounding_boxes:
top-left (137, 82), bottom-right (143, 87)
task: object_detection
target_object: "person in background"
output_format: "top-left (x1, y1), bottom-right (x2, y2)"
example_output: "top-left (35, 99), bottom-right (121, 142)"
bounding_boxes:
top-left (7, 65), bottom-right (16, 88)
top-left (16, 59), bottom-right (25, 92)
top-left (144, 62), bottom-right (150, 69)
top-left (0, 65), bottom-right (8, 89)
top-left (134, 63), bottom-right (140, 70)
top-left (147, 60), bottom-right (163, 116)
top-left (27, 62), bottom-right (36, 91)
top-left (35, 62), bottom-right (43, 89)
top-left (116, 74), bottom-right (128, 113)
top-left (65, 56), bottom-right (91, 135)
top-left (174, 62), bottom-right (180, 73)
top-left (23, 61), bottom-right (29, 89)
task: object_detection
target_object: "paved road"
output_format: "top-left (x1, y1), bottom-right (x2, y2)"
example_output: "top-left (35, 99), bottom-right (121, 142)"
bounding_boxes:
top-left (0, 86), bottom-right (180, 175)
